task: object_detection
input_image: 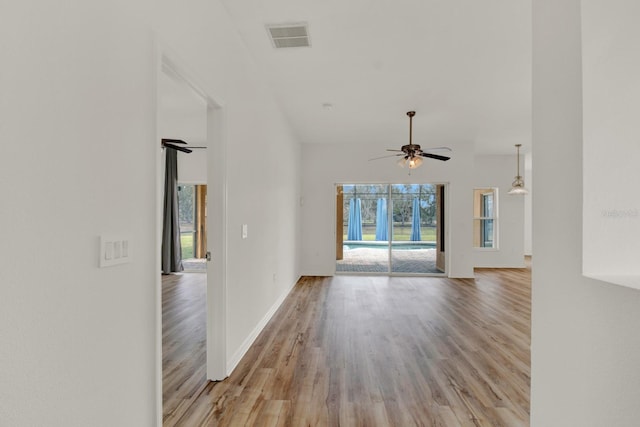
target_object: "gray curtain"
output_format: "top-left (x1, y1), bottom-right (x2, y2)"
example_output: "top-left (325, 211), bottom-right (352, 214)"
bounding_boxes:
top-left (161, 149), bottom-right (183, 273)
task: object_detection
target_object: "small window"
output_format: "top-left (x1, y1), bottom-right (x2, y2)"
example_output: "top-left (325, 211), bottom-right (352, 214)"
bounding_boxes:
top-left (473, 188), bottom-right (498, 248)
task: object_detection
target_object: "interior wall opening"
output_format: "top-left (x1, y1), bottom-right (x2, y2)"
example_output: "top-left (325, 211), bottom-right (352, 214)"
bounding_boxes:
top-left (157, 54), bottom-right (228, 425)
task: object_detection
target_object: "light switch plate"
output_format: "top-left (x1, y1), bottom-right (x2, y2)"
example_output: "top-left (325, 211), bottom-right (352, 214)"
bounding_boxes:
top-left (105, 241), bottom-right (114, 260)
top-left (100, 235), bottom-right (132, 267)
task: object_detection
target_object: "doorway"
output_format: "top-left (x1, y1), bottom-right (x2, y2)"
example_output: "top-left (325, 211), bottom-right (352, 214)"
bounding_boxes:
top-left (156, 53), bottom-right (228, 423)
top-left (336, 183), bottom-right (446, 275)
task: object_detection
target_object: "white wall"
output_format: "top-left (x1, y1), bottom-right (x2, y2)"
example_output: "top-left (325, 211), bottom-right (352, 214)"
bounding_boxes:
top-left (581, 0), bottom-right (640, 287)
top-left (176, 149), bottom-right (207, 184)
top-left (473, 155), bottom-right (526, 268)
top-left (301, 141), bottom-right (475, 278)
top-left (524, 152), bottom-right (533, 255)
top-left (531, 0), bottom-right (640, 425)
top-left (0, 2), bottom-right (156, 426)
top-left (0, 1), bottom-right (301, 425)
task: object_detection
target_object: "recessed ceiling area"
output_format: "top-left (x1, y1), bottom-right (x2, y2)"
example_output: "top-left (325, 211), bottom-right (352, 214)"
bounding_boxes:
top-left (220, 0), bottom-right (531, 155)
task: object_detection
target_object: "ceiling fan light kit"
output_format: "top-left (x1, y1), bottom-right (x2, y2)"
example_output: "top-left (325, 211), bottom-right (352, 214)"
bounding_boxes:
top-left (370, 111), bottom-right (451, 170)
top-left (508, 143), bottom-right (529, 195)
top-left (398, 153), bottom-right (423, 169)
top-left (409, 156), bottom-right (422, 168)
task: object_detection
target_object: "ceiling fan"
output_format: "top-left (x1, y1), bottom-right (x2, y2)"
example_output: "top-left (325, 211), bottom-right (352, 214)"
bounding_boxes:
top-left (161, 138), bottom-right (192, 153)
top-left (370, 111), bottom-right (451, 169)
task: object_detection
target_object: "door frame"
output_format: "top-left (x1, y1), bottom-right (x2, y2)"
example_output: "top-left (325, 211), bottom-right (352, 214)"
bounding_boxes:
top-left (195, 184), bottom-right (207, 259)
top-left (155, 49), bottom-right (228, 424)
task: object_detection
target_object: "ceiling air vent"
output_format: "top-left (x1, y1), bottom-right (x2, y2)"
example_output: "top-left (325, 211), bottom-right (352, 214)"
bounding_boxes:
top-left (266, 24), bottom-right (311, 48)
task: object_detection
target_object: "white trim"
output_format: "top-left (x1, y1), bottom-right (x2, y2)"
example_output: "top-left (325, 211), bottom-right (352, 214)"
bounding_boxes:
top-left (226, 280), bottom-right (297, 375)
top-left (154, 41), bottom-right (163, 427)
top-left (161, 55), bottom-right (225, 107)
top-left (206, 103), bottom-right (228, 381)
top-left (473, 187), bottom-right (499, 250)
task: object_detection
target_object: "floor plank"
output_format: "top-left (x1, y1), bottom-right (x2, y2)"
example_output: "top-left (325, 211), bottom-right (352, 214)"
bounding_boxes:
top-left (164, 267), bottom-right (531, 426)
top-left (162, 273), bottom-right (207, 427)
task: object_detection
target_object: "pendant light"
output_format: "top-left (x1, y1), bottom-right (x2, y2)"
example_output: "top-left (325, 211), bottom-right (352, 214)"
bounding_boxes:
top-left (508, 144), bottom-right (529, 195)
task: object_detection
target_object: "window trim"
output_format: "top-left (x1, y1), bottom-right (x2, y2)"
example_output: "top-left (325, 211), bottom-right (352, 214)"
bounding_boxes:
top-left (473, 188), bottom-right (499, 250)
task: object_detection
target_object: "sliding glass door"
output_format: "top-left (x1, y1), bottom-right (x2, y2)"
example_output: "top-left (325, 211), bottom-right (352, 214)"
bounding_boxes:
top-left (337, 184), bottom-right (389, 272)
top-left (336, 183), bottom-right (444, 275)
top-left (390, 185), bottom-right (438, 273)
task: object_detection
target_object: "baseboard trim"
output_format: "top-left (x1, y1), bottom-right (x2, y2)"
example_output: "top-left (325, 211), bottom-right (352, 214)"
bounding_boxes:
top-left (226, 277), bottom-right (299, 375)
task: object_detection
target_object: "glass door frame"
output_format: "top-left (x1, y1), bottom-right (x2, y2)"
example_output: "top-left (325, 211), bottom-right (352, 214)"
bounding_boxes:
top-left (177, 183), bottom-right (208, 271)
top-left (335, 182), bottom-right (448, 276)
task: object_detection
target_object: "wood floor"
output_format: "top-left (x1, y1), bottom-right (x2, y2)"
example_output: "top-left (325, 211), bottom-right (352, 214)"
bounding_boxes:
top-left (163, 267), bottom-right (530, 426)
top-left (163, 273), bottom-right (208, 426)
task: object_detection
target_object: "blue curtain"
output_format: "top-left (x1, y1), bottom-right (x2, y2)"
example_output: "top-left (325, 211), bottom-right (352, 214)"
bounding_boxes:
top-left (410, 197), bottom-right (422, 241)
top-left (375, 198), bottom-right (388, 241)
top-left (347, 198), bottom-right (363, 241)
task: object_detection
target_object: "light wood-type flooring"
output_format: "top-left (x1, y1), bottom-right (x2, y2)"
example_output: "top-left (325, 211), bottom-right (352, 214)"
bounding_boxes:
top-left (163, 266), bottom-right (530, 426)
top-left (163, 273), bottom-right (207, 425)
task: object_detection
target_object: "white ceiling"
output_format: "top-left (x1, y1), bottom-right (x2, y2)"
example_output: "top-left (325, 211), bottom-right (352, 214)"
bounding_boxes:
top-left (220, 0), bottom-right (531, 155)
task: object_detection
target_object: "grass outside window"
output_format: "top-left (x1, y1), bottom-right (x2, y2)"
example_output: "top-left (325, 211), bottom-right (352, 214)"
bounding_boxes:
top-left (180, 233), bottom-right (194, 259)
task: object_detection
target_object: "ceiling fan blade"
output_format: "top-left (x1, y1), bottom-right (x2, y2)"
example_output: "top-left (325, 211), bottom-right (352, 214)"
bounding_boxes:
top-left (162, 138), bottom-right (187, 145)
top-left (419, 152), bottom-right (450, 161)
top-left (386, 149), bottom-right (404, 152)
top-left (369, 153), bottom-right (404, 161)
top-left (164, 143), bottom-right (193, 153)
top-left (421, 146), bottom-right (452, 152)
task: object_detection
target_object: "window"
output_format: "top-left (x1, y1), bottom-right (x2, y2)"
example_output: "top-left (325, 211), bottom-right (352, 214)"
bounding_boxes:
top-left (473, 188), bottom-right (498, 248)
top-left (178, 184), bottom-right (207, 262)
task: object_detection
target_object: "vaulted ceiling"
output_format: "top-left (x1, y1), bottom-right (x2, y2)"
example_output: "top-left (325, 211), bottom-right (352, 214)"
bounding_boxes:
top-left (220, 0), bottom-right (531, 155)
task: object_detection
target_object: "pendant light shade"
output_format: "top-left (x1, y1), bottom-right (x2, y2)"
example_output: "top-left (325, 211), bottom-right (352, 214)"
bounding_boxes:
top-left (508, 144), bottom-right (529, 195)
top-left (397, 154), bottom-right (423, 169)
top-left (408, 156), bottom-right (422, 169)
